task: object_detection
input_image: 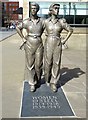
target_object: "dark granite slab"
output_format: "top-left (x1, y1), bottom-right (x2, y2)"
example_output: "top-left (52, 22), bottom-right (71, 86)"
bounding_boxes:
top-left (21, 80), bottom-right (74, 117)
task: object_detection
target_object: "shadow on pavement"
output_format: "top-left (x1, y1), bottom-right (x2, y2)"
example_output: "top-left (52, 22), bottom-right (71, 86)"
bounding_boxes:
top-left (59, 67), bottom-right (85, 86)
top-left (33, 67), bottom-right (85, 90)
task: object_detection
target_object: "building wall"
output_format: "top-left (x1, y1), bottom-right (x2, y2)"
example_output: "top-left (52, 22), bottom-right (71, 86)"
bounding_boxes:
top-left (0, 2), bottom-right (2, 27)
top-left (23, 0), bottom-right (29, 20)
top-left (2, 2), bottom-right (19, 27)
top-left (4, 2), bottom-right (19, 20)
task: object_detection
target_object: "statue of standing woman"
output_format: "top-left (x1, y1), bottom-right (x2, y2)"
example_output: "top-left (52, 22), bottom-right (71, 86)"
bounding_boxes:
top-left (44, 3), bottom-right (73, 92)
top-left (16, 3), bottom-right (45, 92)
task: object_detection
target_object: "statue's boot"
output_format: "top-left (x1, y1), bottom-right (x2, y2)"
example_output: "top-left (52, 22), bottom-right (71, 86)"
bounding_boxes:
top-left (50, 83), bottom-right (57, 92)
top-left (30, 85), bottom-right (36, 92)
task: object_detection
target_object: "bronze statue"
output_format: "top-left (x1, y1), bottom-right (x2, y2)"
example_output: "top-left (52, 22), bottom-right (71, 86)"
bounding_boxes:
top-left (44, 3), bottom-right (73, 92)
top-left (16, 3), bottom-right (45, 92)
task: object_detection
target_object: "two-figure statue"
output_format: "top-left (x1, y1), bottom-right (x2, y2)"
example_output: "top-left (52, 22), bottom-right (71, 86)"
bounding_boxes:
top-left (16, 3), bottom-right (73, 92)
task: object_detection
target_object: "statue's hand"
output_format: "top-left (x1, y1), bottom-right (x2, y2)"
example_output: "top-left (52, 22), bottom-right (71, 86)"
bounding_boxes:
top-left (61, 40), bottom-right (66, 45)
top-left (61, 39), bottom-right (68, 49)
top-left (61, 37), bottom-right (66, 45)
top-left (22, 38), bottom-right (27, 43)
top-left (62, 43), bottom-right (68, 49)
top-left (20, 38), bottom-right (27, 50)
top-left (61, 37), bottom-right (68, 49)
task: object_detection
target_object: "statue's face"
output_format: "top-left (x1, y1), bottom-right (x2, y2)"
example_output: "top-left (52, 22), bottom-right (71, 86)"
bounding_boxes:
top-left (31, 5), bottom-right (38, 15)
top-left (52, 5), bottom-right (59, 16)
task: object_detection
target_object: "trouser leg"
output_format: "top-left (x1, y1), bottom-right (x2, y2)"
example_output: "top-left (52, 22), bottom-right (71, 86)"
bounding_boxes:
top-left (44, 43), bottom-right (53, 83)
top-left (50, 43), bottom-right (62, 85)
top-left (35, 44), bottom-right (43, 82)
top-left (25, 44), bottom-right (37, 86)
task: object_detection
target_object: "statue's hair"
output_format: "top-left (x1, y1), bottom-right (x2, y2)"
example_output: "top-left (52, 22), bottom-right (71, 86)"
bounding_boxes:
top-left (30, 2), bottom-right (40, 12)
top-left (49, 3), bottom-right (60, 11)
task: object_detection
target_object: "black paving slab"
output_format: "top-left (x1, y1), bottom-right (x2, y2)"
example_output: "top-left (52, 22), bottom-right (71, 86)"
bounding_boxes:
top-left (21, 81), bottom-right (74, 117)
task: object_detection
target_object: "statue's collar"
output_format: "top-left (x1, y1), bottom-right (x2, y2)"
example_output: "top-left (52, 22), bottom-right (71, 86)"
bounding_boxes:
top-left (48, 17), bottom-right (59, 24)
top-left (29, 17), bottom-right (40, 23)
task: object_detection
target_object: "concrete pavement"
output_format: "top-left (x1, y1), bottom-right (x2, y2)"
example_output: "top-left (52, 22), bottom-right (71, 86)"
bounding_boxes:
top-left (0, 28), bottom-right (17, 41)
top-left (0, 33), bottom-right (86, 118)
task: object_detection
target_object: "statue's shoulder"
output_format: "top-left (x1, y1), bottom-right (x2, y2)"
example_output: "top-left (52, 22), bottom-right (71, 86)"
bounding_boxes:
top-left (44, 17), bottom-right (51, 24)
top-left (22, 18), bottom-right (30, 24)
top-left (59, 18), bottom-right (66, 23)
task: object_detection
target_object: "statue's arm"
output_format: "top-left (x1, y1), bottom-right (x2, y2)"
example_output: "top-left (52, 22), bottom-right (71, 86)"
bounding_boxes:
top-left (16, 21), bottom-right (27, 43)
top-left (62, 29), bottom-right (73, 45)
top-left (60, 18), bottom-right (73, 45)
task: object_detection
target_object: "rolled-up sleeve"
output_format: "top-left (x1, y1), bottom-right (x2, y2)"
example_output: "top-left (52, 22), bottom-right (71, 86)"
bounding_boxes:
top-left (60, 18), bottom-right (73, 32)
top-left (17, 22), bottom-right (23, 30)
top-left (17, 19), bottom-right (28, 30)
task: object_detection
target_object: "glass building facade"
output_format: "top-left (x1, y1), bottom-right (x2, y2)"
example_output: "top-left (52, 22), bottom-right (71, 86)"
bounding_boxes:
top-left (29, 2), bottom-right (88, 26)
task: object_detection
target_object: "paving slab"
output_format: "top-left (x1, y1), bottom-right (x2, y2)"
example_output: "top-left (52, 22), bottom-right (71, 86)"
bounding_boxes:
top-left (0, 30), bottom-right (17, 41)
top-left (21, 81), bottom-right (74, 117)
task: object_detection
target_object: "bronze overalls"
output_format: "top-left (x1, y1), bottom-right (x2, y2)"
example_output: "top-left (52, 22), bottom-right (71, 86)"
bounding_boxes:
top-left (44, 17), bottom-right (73, 85)
top-left (17, 17), bottom-right (45, 85)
